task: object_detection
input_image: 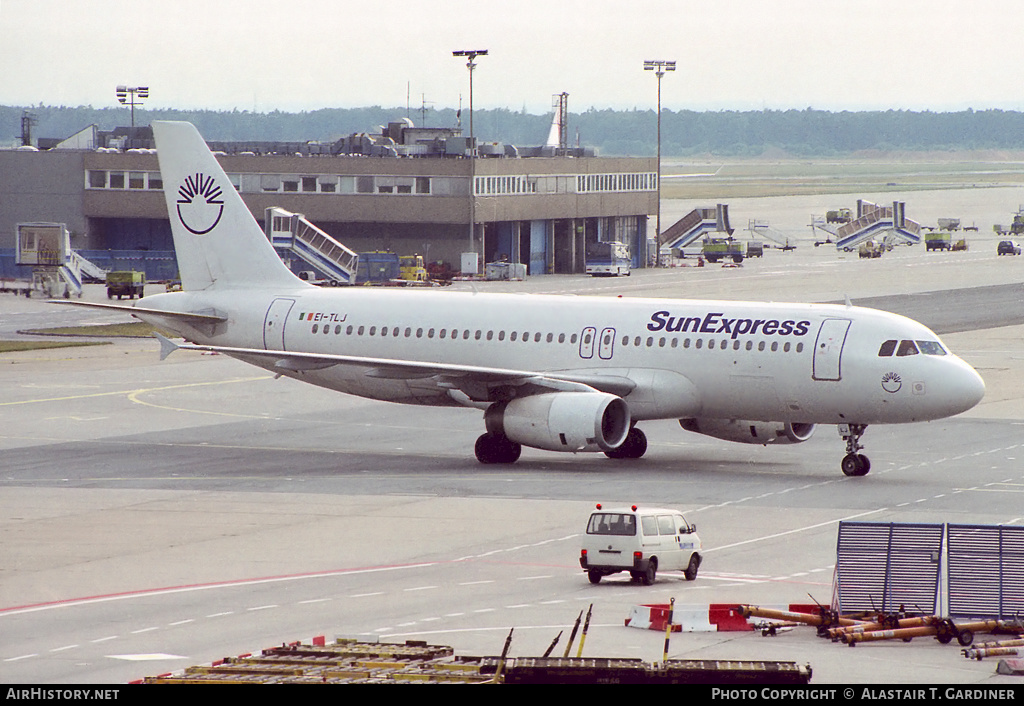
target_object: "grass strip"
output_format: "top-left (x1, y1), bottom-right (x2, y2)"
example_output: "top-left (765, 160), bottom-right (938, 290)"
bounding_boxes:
top-left (0, 340), bottom-right (110, 353)
top-left (18, 322), bottom-right (168, 338)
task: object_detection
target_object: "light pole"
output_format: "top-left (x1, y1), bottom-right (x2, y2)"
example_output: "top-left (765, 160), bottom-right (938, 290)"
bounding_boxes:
top-left (453, 50), bottom-right (487, 262)
top-left (116, 85), bottom-right (149, 145)
top-left (643, 60), bottom-right (674, 260)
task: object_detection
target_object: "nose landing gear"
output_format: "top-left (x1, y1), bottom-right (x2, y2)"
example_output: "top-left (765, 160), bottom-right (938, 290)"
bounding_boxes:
top-left (839, 423), bottom-right (871, 476)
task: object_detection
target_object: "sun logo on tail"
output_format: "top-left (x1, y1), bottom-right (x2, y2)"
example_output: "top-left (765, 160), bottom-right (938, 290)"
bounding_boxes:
top-left (176, 173), bottom-right (224, 235)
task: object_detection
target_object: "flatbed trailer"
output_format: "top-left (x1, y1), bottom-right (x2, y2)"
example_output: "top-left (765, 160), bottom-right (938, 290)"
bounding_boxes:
top-left (141, 637), bottom-right (811, 685)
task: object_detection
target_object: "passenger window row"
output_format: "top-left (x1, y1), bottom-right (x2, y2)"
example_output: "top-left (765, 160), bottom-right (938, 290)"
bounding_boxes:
top-left (309, 324), bottom-right (578, 344)
top-left (621, 335), bottom-right (803, 354)
top-left (307, 322), bottom-right (806, 354)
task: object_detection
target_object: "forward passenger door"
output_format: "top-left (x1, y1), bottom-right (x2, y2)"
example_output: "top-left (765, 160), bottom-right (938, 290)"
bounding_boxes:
top-left (812, 319), bottom-right (851, 381)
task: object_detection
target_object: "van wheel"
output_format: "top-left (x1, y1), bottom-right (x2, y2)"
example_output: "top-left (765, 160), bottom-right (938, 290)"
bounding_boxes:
top-left (642, 562), bottom-right (657, 586)
top-left (684, 555), bottom-right (700, 581)
top-left (588, 570), bottom-right (602, 585)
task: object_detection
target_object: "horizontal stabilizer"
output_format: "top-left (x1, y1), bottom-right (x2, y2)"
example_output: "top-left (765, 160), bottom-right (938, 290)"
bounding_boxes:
top-left (153, 332), bottom-right (180, 361)
top-left (50, 299), bottom-right (227, 325)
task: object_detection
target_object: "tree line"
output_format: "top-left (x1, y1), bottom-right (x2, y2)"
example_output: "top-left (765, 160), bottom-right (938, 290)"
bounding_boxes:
top-left (4, 104), bottom-right (1024, 156)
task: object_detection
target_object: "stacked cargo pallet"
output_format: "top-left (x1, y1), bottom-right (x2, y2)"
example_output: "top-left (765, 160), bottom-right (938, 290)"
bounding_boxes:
top-left (142, 637), bottom-right (812, 685)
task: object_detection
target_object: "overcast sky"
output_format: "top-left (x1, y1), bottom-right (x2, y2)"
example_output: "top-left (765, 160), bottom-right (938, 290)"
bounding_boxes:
top-left (2, 0), bottom-right (1022, 116)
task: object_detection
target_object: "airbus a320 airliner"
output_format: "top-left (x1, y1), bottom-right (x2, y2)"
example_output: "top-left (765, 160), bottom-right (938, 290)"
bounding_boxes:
top-left (68, 121), bottom-right (986, 476)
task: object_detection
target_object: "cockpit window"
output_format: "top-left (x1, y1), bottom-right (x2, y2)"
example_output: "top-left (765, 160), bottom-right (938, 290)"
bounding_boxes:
top-left (878, 340), bottom-right (898, 357)
top-left (916, 340), bottom-right (947, 356)
top-left (896, 340), bottom-right (919, 356)
top-left (881, 339), bottom-right (945, 357)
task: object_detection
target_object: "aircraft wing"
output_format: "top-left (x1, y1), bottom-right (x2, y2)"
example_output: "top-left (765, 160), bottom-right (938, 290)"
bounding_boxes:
top-left (156, 335), bottom-right (636, 401)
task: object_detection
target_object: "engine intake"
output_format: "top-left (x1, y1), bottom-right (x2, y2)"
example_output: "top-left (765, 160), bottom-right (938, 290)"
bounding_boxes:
top-left (679, 418), bottom-right (815, 445)
top-left (486, 392), bottom-right (630, 452)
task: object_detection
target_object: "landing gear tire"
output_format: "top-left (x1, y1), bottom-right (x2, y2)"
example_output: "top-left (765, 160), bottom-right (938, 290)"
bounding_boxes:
top-left (474, 433), bottom-right (522, 464)
top-left (839, 424), bottom-right (870, 476)
top-left (604, 427), bottom-right (647, 460)
top-left (841, 453), bottom-right (870, 476)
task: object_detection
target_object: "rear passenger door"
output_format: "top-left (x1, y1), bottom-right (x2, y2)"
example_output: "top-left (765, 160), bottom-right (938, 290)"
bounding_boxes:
top-left (264, 298), bottom-right (295, 351)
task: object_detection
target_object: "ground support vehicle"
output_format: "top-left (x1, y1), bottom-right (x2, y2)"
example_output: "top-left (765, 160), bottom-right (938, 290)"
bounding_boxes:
top-left (925, 231), bottom-right (952, 251)
top-left (106, 270), bottom-right (145, 299)
top-left (356, 252), bottom-right (401, 284)
top-left (580, 505), bottom-right (702, 585)
top-left (426, 260), bottom-right (456, 283)
top-left (485, 261), bottom-right (526, 281)
top-left (399, 254), bottom-right (429, 282)
top-left (997, 240), bottom-right (1021, 256)
top-left (702, 237), bottom-right (743, 264)
top-left (585, 241), bottom-right (630, 276)
top-left (858, 241), bottom-right (883, 258)
top-left (355, 252), bottom-right (435, 285)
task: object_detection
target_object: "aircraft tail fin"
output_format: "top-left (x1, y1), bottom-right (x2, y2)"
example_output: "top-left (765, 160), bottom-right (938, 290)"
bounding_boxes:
top-left (152, 121), bottom-right (301, 291)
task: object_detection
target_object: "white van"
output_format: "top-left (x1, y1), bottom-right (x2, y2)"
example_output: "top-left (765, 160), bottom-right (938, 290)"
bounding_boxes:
top-left (579, 504), bottom-right (702, 585)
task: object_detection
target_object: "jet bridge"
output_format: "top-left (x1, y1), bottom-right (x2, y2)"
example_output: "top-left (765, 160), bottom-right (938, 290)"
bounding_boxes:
top-left (264, 207), bottom-right (358, 285)
top-left (835, 200), bottom-right (921, 251)
top-left (660, 204), bottom-right (732, 250)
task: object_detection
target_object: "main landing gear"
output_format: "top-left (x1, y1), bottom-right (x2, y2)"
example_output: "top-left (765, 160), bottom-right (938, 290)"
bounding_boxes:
top-left (474, 426), bottom-right (649, 464)
top-left (839, 423), bottom-right (871, 476)
top-left (604, 426), bottom-right (647, 460)
top-left (474, 432), bottom-right (521, 464)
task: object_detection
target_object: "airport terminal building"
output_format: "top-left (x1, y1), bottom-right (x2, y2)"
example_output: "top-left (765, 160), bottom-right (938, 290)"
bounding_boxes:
top-left (0, 120), bottom-right (658, 279)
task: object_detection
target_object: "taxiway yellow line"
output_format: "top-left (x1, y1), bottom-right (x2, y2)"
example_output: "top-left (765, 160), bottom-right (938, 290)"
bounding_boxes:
top-left (0, 377), bottom-right (271, 414)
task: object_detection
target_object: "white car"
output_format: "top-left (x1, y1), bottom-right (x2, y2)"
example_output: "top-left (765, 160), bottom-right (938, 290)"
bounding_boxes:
top-left (579, 504), bottom-right (702, 585)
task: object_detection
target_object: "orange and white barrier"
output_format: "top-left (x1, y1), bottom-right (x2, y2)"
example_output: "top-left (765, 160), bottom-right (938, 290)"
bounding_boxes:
top-left (626, 603), bottom-right (816, 632)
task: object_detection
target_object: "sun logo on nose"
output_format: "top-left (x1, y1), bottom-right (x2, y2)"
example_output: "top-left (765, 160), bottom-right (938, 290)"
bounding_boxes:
top-left (881, 372), bottom-right (902, 393)
top-left (176, 173), bottom-right (224, 235)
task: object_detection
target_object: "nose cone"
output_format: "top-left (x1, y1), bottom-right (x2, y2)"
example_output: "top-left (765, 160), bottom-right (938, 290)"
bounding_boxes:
top-left (946, 358), bottom-right (986, 416)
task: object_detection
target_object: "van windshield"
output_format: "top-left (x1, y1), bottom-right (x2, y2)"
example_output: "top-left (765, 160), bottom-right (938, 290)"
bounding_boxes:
top-left (587, 513), bottom-right (637, 536)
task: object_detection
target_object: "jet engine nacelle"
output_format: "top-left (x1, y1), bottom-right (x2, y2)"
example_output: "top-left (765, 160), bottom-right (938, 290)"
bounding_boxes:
top-left (679, 418), bottom-right (816, 445)
top-left (486, 392), bottom-right (631, 453)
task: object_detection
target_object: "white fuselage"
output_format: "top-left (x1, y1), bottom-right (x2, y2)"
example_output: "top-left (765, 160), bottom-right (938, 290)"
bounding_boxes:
top-left (138, 285), bottom-right (985, 427)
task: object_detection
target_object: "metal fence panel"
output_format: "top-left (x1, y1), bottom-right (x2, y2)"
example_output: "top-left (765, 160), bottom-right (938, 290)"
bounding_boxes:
top-left (947, 524), bottom-right (1024, 620)
top-left (834, 522), bottom-right (943, 615)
